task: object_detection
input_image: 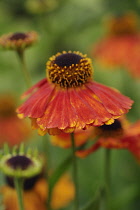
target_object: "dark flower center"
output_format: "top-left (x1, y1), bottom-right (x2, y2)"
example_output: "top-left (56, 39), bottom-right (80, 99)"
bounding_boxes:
top-left (47, 52), bottom-right (92, 88)
top-left (54, 53), bottom-right (82, 67)
top-left (100, 119), bottom-right (122, 131)
top-left (6, 174), bottom-right (42, 190)
top-left (0, 104), bottom-right (15, 117)
top-left (10, 33), bottom-right (27, 41)
top-left (6, 155), bottom-right (33, 170)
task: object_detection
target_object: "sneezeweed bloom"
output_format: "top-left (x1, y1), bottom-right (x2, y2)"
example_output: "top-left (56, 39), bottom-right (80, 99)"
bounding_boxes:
top-left (0, 31), bottom-right (38, 51)
top-left (76, 117), bottom-right (140, 161)
top-left (0, 32), bottom-right (38, 87)
top-left (1, 174), bottom-right (74, 210)
top-left (0, 94), bottom-right (30, 146)
top-left (17, 51), bottom-right (133, 135)
top-left (0, 145), bottom-right (44, 210)
top-left (0, 145), bottom-right (43, 178)
top-left (92, 13), bottom-right (140, 77)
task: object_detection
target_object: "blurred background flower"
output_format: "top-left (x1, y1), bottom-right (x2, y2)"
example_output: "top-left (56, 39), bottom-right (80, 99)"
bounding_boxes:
top-left (76, 117), bottom-right (140, 161)
top-left (92, 12), bottom-right (140, 78)
top-left (0, 94), bottom-right (31, 147)
top-left (1, 173), bottom-right (74, 210)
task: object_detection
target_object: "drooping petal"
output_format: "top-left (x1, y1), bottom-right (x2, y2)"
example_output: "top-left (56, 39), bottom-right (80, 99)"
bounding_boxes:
top-left (69, 86), bottom-right (113, 127)
top-left (37, 88), bottom-right (77, 130)
top-left (17, 80), bottom-right (55, 118)
top-left (21, 78), bottom-right (47, 98)
top-left (86, 81), bottom-right (133, 116)
top-left (76, 142), bottom-right (101, 158)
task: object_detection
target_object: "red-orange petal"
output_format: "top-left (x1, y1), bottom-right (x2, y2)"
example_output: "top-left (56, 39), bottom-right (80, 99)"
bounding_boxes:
top-left (17, 79), bottom-right (55, 118)
top-left (37, 88), bottom-right (77, 130)
top-left (87, 82), bottom-right (133, 115)
top-left (76, 142), bottom-right (101, 158)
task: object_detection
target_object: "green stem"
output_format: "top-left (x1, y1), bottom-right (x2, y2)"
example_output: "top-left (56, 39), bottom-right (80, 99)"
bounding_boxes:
top-left (100, 149), bottom-right (111, 210)
top-left (71, 133), bottom-right (79, 210)
top-left (16, 50), bottom-right (32, 88)
top-left (14, 177), bottom-right (24, 210)
top-left (104, 149), bottom-right (111, 194)
top-left (42, 135), bottom-right (52, 210)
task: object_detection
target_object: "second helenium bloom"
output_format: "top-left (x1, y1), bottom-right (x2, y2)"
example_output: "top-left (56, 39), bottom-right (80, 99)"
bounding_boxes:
top-left (17, 51), bottom-right (133, 135)
top-left (0, 31), bottom-right (38, 51)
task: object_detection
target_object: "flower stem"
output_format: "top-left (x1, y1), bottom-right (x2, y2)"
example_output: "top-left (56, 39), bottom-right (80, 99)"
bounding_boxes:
top-left (14, 177), bottom-right (24, 210)
top-left (42, 135), bottom-right (52, 210)
top-left (104, 149), bottom-right (111, 194)
top-left (100, 149), bottom-right (111, 210)
top-left (71, 133), bottom-right (79, 210)
top-left (16, 50), bottom-right (32, 88)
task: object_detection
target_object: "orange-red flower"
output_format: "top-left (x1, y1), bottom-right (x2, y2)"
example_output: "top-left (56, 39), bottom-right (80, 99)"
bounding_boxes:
top-left (0, 94), bottom-right (30, 146)
top-left (0, 31), bottom-right (38, 51)
top-left (92, 13), bottom-right (140, 78)
top-left (76, 118), bottom-right (140, 161)
top-left (1, 174), bottom-right (74, 210)
top-left (17, 51), bottom-right (133, 135)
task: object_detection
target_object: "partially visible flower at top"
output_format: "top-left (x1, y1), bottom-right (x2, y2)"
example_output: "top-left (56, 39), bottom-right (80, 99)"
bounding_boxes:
top-left (92, 13), bottom-right (140, 78)
top-left (76, 117), bottom-right (140, 161)
top-left (17, 51), bottom-right (133, 135)
top-left (25, 0), bottom-right (59, 14)
top-left (0, 94), bottom-right (30, 146)
top-left (0, 31), bottom-right (38, 51)
top-left (107, 13), bottom-right (137, 36)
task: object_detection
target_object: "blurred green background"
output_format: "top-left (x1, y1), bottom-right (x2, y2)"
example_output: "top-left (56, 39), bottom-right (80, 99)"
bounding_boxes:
top-left (0, 0), bottom-right (140, 209)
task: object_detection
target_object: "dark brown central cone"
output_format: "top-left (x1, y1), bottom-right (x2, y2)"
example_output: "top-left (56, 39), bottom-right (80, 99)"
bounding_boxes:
top-left (54, 53), bottom-right (83, 67)
top-left (100, 119), bottom-right (122, 131)
top-left (6, 155), bottom-right (33, 170)
top-left (10, 32), bottom-right (27, 40)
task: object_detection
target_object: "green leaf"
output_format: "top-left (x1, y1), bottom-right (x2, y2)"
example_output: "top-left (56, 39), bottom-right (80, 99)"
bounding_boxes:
top-left (110, 185), bottom-right (138, 210)
top-left (81, 188), bottom-right (102, 210)
top-left (47, 154), bottom-right (73, 207)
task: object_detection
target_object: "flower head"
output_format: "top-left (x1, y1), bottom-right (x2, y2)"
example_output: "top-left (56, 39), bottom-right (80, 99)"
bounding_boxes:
top-left (92, 13), bottom-right (140, 77)
top-left (0, 94), bottom-right (30, 146)
top-left (17, 51), bottom-right (133, 135)
top-left (1, 172), bottom-right (74, 210)
top-left (76, 117), bottom-right (140, 161)
top-left (0, 31), bottom-right (38, 51)
top-left (0, 144), bottom-right (43, 178)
